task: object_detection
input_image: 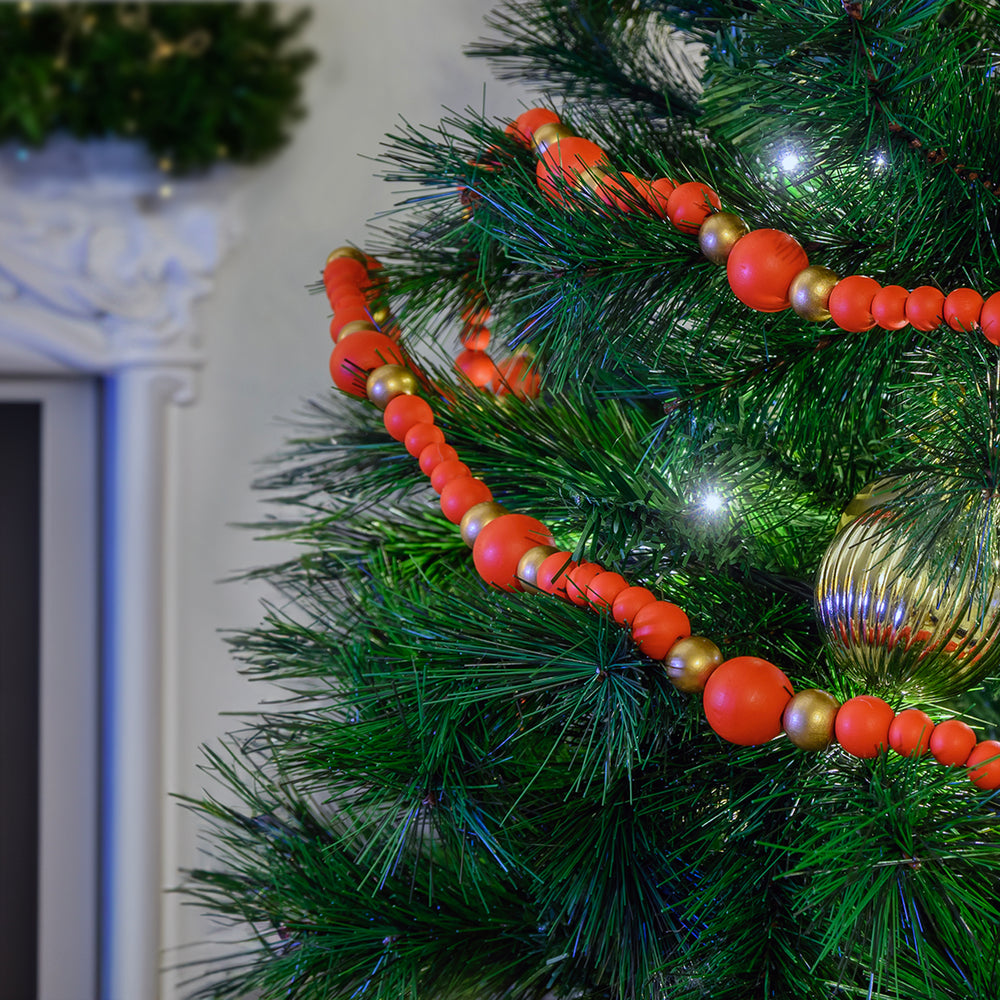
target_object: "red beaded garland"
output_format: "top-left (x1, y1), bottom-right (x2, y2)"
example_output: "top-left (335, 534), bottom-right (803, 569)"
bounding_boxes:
top-left (980, 292), bottom-right (1000, 345)
top-left (630, 600), bottom-right (691, 660)
top-left (611, 586), bottom-right (657, 626)
top-left (888, 708), bottom-right (934, 757)
top-left (870, 285), bottom-right (910, 330)
top-left (430, 459), bottom-right (471, 494)
top-left (440, 477), bottom-right (493, 524)
top-left (665, 181), bottom-right (722, 235)
top-left (566, 562), bottom-right (604, 607)
top-left (418, 442), bottom-right (458, 475)
top-left (330, 331), bottom-right (405, 397)
top-left (585, 571), bottom-right (630, 611)
top-left (929, 719), bottom-right (977, 766)
top-left (383, 394), bottom-right (434, 442)
top-left (967, 740), bottom-right (1000, 791)
top-left (726, 229), bottom-right (809, 312)
top-left (537, 551), bottom-right (578, 598)
top-left (828, 275), bottom-right (880, 333)
top-left (702, 656), bottom-right (794, 746)
top-left (905, 286), bottom-right (945, 331)
top-left (835, 695), bottom-right (895, 759)
top-left (473, 513), bottom-right (555, 592)
top-left (943, 287), bottom-right (984, 331)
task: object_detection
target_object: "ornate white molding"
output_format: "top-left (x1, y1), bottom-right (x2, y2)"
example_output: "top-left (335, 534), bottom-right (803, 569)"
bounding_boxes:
top-left (0, 136), bottom-right (242, 1000)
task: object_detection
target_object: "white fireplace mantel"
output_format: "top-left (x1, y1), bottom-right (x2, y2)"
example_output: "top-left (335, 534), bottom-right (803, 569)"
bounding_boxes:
top-left (0, 135), bottom-right (242, 1000)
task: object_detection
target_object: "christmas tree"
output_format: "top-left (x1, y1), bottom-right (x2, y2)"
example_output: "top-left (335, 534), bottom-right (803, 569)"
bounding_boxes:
top-left (182, 1), bottom-right (1000, 997)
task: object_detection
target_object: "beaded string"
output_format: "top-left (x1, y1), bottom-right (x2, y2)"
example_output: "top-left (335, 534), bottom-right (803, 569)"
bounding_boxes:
top-left (320, 243), bottom-right (1000, 791)
top-left (498, 108), bottom-right (1000, 346)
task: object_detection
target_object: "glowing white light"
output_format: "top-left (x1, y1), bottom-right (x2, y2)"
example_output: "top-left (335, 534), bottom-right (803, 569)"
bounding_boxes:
top-left (874, 152), bottom-right (888, 169)
top-left (779, 151), bottom-right (800, 173)
top-left (703, 492), bottom-right (725, 513)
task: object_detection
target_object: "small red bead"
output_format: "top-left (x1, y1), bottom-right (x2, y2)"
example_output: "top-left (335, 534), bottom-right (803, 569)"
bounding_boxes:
top-left (905, 286), bottom-right (945, 331)
top-left (566, 562), bottom-right (604, 607)
top-left (473, 513), bottom-right (555, 592)
top-left (727, 230), bottom-right (809, 313)
top-left (455, 349), bottom-right (500, 387)
top-left (630, 601), bottom-right (691, 660)
top-left (383, 395), bottom-right (434, 442)
top-left (665, 181), bottom-right (722, 235)
top-left (329, 332), bottom-right (405, 397)
top-left (929, 719), bottom-right (977, 766)
top-left (943, 287), bottom-right (984, 332)
top-left (585, 572), bottom-right (630, 611)
top-left (510, 107), bottom-right (561, 145)
top-left (888, 708), bottom-right (934, 757)
top-left (642, 176), bottom-right (678, 217)
top-left (537, 552), bottom-right (577, 598)
top-left (835, 695), bottom-right (895, 759)
top-left (430, 459), bottom-right (471, 494)
top-left (611, 586), bottom-right (656, 626)
top-left (493, 355), bottom-right (542, 400)
top-left (703, 657), bottom-right (794, 746)
top-left (871, 285), bottom-right (910, 330)
top-left (538, 137), bottom-right (607, 181)
top-left (979, 291), bottom-right (1000, 345)
top-left (404, 423), bottom-right (445, 459)
top-left (418, 442), bottom-right (458, 476)
top-left (330, 307), bottom-right (374, 341)
top-left (828, 275), bottom-right (880, 333)
top-left (439, 477), bottom-right (493, 524)
top-left (460, 324), bottom-right (491, 350)
top-left (967, 740), bottom-right (1000, 790)
top-left (325, 283), bottom-right (367, 310)
top-left (323, 255), bottom-right (368, 290)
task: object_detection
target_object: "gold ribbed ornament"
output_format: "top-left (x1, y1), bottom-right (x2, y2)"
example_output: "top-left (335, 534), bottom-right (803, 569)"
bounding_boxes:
top-left (531, 121), bottom-right (576, 156)
top-left (365, 365), bottom-right (419, 410)
top-left (664, 636), bottom-right (723, 693)
top-left (698, 212), bottom-right (749, 265)
top-left (815, 486), bottom-right (1000, 697)
top-left (460, 502), bottom-right (509, 548)
top-left (789, 265), bottom-right (840, 322)
top-left (781, 688), bottom-right (840, 750)
top-left (516, 545), bottom-right (560, 590)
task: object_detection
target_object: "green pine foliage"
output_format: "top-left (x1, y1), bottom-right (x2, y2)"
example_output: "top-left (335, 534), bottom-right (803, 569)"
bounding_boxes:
top-left (0, 3), bottom-right (313, 171)
top-left (182, 1), bottom-right (1000, 997)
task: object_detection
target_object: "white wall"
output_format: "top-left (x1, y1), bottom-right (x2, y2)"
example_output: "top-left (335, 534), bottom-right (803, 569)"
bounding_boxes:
top-left (164, 2), bottom-right (527, 994)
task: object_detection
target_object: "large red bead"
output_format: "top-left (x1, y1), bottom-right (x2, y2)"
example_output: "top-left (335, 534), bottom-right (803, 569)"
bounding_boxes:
top-left (929, 719), bottom-right (977, 766)
top-left (871, 285), bottom-right (910, 329)
top-left (888, 708), bottom-right (934, 757)
top-left (726, 230), bottom-right (809, 312)
top-left (538, 137), bottom-right (607, 180)
top-left (703, 656), bottom-right (794, 746)
top-left (967, 740), bottom-right (1000, 790)
top-left (455, 349), bottom-right (499, 387)
top-left (611, 586), bottom-right (656, 626)
top-left (537, 552), bottom-right (577, 598)
top-left (440, 477), bottom-right (493, 524)
top-left (979, 291), bottom-right (1000, 345)
top-left (383, 395), bottom-right (433, 442)
top-left (473, 513), bottom-right (555, 592)
top-left (586, 571), bottom-right (629, 611)
top-left (630, 600), bottom-right (691, 660)
top-left (329, 332), bottom-right (405, 397)
top-left (835, 695), bottom-right (894, 758)
top-left (665, 181), bottom-right (721, 235)
top-left (905, 286), bottom-right (945, 331)
top-left (828, 275), bottom-right (880, 333)
top-left (943, 287), bottom-right (984, 332)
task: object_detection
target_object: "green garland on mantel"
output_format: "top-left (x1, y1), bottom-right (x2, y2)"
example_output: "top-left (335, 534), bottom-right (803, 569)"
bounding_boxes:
top-left (0, 2), bottom-right (315, 172)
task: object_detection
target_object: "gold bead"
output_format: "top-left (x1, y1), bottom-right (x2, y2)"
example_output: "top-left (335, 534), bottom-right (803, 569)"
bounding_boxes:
top-left (371, 304), bottom-right (391, 326)
top-left (782, 688), bottom-right (840, 751)
top-left (789, 265), bottom-right (840, 322)
top-left (664, 636), bottom-right (723, 693)
top-left (337, 320), bottom-right (378, 340)
top-left (460, 501), bottom-right (508, 548)
top-left (326, 246), bottom-right (367, 265)
top-left (516, 545), bottom-right (559, 590)
top-left (575, 163), bottom-right (612, 195)
top-left (698, 211), bottom-right (749, 265)
top-left (365, 364), bottom-right (418, 410)
top-left (531, 121), bottom-right (577, 156)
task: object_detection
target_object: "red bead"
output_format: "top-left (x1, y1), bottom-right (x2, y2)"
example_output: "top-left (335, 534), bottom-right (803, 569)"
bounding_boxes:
top-left (703, 656), bottom-right (794, 746)
top-left (888, 708), bottom-right (934, 757)
top-left (330, 307), bottom-right (374, 341)
top-left (323, 255), bottom-right (368, 290)
top-left (611, 586), bottom-right (657, 626)
top-left (383, 395), bottom-right (434, 442)
top-left (967, 740), bottom-right (1000, 790)
top-left (630, 600), bottom-right (691, 660)
top-left (596, 171), bottom-right (652, 212)
top-left (643, 176), bottom-right (678, 216)
top-left (325, 283), bottom-right (367, 310)
top-left (460, 324), bottom-right (491, 350)
top-left (727, 230), bottom-right (809, 312)
top-left (828, 275), bottom-right (881, 333)
top-left (665, 181), bottom-right (722, 235)
top-left (537, 552), bottom-right (577, 598)
top-left (510, 107), bottom-right (561, 145)
top-left (430, 459), bottom-right (471, 494)
top-left (418, 442), bottom-right (458, 476)
top-left (905, 285), bottom-right (945, 331)
top-left (538, 137), bottom-right (607, 180)
top-left (440, 477), bottom-right (493, 524)
top-left (494, 355), bottom-right (542, 400)
top-left (871, 285), bottom-right (910, 329)
top-left (929, 718), bottom-right (977, 766)
top-left (585, 572), bottom-right (630, 611)
top-left (461, 302), bottom-right (491, 325)
top-left (566, 562), bottom-right (604, 607)
top-left (329, 332), bottom-right (405, 397)
top-left (979, 291), bottom-right (1000, 345)
top-left (404, 422), bottom-right (445, 459)
top-left (473, 513), bottom-right (555, 591)
top-left (835, 695), bottom-right (895, 759)
top-left (943, 287), bottom-right (984, 331)
top-left (455, 349), bottom-right (499, 387)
